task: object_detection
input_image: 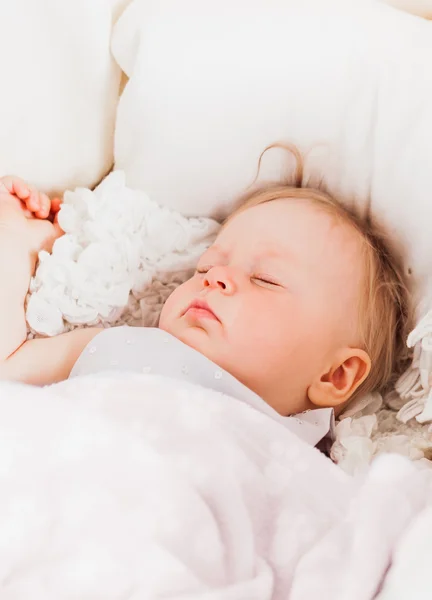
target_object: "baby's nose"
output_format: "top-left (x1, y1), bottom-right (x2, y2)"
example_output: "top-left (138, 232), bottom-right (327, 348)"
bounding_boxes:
top-left (203, 266), bottom-right (236, 294)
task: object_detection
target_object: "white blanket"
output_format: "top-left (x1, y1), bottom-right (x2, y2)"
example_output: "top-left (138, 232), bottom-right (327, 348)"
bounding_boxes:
top-left (0, 371), bottom-right (430, 599)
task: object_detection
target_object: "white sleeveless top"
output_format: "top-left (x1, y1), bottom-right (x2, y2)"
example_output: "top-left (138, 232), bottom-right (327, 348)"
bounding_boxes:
top-left (70, 326), bottom-right (334, 447)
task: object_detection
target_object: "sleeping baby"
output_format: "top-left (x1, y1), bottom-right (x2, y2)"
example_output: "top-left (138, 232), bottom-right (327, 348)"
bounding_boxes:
top-left (0, 152), bottom-right (410, 449)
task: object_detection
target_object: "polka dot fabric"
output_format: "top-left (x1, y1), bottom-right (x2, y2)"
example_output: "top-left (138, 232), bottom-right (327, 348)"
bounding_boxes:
top-left (71, 325), bottom-right (334, 447)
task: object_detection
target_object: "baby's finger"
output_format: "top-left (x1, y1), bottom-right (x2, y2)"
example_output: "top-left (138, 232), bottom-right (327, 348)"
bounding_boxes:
top-left (26, 190), bottom-right (41, 213)
top-left (1, 176), bottom-right (32, 201)
top-left (50, 197), bottom-right (62, 214)
top-left (19, 200), bottom-right (33, 219)
top-left (33, 192), bottom-right (51, 219)
top-left (22, 190), bottom-right (40, 214)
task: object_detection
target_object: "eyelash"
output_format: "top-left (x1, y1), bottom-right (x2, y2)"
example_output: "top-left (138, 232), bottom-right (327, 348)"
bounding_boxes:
top-left (196, 267), bottom-right (280, 287)
top-left (253, 275), bottom-right (280, 286)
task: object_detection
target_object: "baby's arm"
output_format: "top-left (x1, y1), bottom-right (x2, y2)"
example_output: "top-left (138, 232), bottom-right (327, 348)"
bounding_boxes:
top-left (0, 178), bottom-right (100, 385)
top-left (1, 329), bottom-right (101, 385)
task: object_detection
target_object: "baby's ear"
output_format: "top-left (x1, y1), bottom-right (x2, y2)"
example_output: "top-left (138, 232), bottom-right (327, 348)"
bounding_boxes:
top-left (308, 349), bottom-right (371, 409)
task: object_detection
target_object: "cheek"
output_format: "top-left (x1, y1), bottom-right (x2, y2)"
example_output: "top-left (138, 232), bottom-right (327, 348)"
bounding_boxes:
top-left (232, 296), bottom-right (294, 344)
top-left (159, 279), bottom-right (195, 325)
top-left (244, 295), bottom-right (310, 354)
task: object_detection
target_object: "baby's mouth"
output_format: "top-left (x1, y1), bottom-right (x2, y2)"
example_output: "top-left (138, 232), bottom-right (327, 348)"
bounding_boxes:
top-left (183, 299), bottom-right (220, 322)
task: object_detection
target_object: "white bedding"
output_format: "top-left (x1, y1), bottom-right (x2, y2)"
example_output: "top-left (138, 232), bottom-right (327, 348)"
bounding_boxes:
top-left (1, 1), bottom-right (431, 594)
top-left (0, 371), bottom-right (430, 599)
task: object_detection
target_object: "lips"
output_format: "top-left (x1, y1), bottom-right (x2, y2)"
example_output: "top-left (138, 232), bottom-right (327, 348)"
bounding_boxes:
top-left (183, 299), bottom-right (220, 322)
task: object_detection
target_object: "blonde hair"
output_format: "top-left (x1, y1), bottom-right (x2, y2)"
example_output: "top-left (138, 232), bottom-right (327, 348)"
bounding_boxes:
top-left (225, 144), bottom-right (412, 400)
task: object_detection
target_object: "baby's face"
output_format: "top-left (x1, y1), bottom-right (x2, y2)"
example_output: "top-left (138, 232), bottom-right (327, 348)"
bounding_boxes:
top-left (159, 199), bottom-right (364, 414)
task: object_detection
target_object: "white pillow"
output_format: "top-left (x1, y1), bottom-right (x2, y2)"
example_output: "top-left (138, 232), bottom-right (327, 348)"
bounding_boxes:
top-left (112, 0), bottom-right (432, 313)
top-left (0, 0), bottom-right (124, 196)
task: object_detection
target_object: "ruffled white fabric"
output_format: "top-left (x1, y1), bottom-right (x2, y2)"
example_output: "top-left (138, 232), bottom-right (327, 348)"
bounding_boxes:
top-left (331, 393), bottom-right (382, 474)
top-left (394, 310), bottom-right (432, 425)
top-left (332, 408), bottom-right (432, 476)
top-left (26, 171), bottom-right (219, 336)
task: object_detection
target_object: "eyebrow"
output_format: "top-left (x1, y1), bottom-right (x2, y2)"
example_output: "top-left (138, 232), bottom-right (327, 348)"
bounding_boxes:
top-left (257, 246), bottom-right (285, 259)
top-left (208, 242), bottom-right (298, 265)
top-left (254, 243), bottom-right (300, 264)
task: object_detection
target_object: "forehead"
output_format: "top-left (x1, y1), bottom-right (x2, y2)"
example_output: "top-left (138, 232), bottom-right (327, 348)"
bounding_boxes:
top-left (220, 199), bottom-right (348, 249)
top-left (218, 198), bottom-right (364, 281)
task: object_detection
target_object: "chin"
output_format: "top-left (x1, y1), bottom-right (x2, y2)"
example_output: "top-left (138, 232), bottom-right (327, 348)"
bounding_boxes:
top-left (162, 315), bottom-right (221, 357)
top-left (179, 325), bottom-right (219, 357)
top-left (177, 324), bottom-right (208, 345)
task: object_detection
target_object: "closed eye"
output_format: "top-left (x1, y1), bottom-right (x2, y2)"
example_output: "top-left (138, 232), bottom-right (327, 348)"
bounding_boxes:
top-left (196, 268), bottom-right (282, 287)
top-left (252, 275), bottom-right (281, 287)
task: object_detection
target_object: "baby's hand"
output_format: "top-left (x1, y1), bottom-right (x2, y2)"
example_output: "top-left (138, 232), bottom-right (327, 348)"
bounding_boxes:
top-left (0, 176), bottom-right (61, 221)
top-left (0, 176), bottom-right (63, 253)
